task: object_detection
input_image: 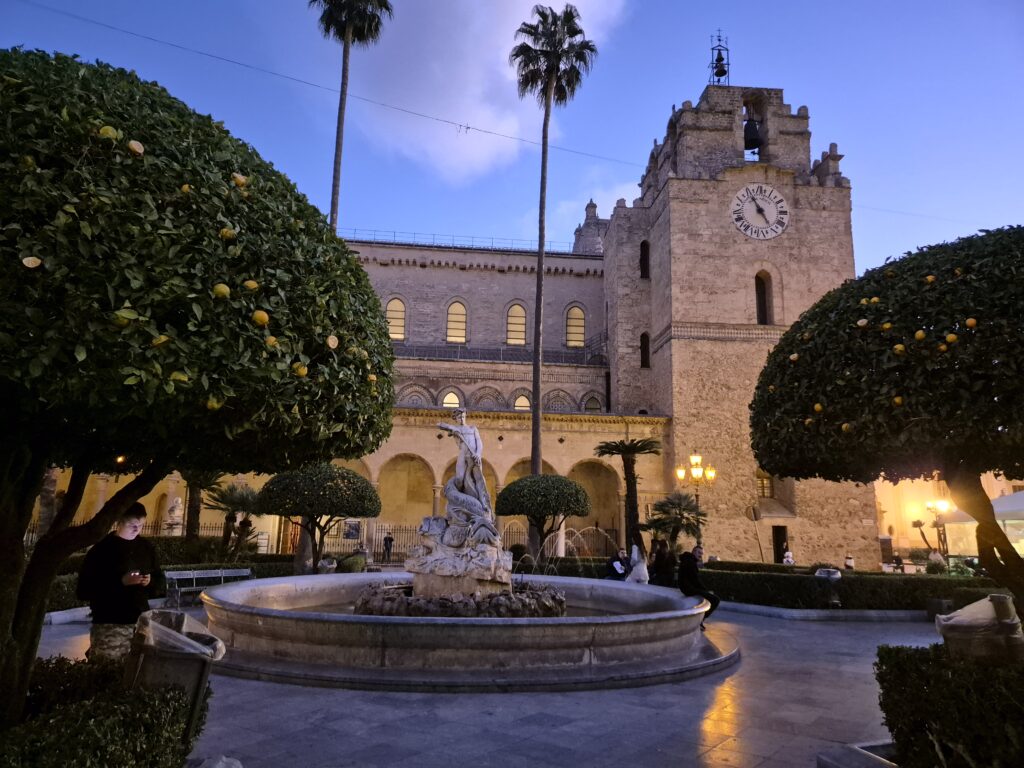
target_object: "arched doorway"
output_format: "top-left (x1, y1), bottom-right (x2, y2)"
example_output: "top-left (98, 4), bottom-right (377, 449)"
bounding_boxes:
top-left (377, 454), bottom-right (435, 527)
top-left (440, 459), bottom-right (499, 516)
top-left (567, 460), bottom-right (621, 556)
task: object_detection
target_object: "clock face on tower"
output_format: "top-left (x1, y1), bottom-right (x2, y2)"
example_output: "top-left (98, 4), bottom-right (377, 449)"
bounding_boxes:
top-left (731, 183), bottom-right (790, 240)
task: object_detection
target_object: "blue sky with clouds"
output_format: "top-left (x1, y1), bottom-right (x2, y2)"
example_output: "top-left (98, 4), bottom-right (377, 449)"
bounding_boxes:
top-left (2, 0), bottom-right (1021, 273)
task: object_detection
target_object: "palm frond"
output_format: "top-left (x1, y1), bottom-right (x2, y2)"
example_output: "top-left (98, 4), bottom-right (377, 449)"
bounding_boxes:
top-left (594, 438), bottom-right (662, 458)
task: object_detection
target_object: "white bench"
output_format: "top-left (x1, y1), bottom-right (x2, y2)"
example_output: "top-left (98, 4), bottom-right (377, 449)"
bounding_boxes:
top-left (165, 568), bottom-right (252, 607)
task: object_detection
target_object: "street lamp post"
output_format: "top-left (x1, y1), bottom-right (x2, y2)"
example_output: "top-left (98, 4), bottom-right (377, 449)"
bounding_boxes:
top-left (926, 500), bottom-right (951, 557)
top-left (675, 449), bottom-right (717, 544)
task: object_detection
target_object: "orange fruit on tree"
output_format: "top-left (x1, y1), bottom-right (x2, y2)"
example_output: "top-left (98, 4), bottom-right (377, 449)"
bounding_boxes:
top-left (965, 318), bottom-right (977, 329)
top-left (946, 333), bottom-right (958, 344)
top-left (925, 275), bottom-right (936, 283)
top-left (98, 125), bottom-right (118, 140)
top-left (151, 334), bottom-right (170, 348)
top-left (881, 322), bottom-right (892, 331)
top-left (856, 318), bottom-right (868, 328)
top-left (789, 353), bottom-right (799, 362)
top-left (367, 374), bottom-right (377, 383)
top-left (219, 227), bottom-right (237, 241)
top-left (292, 362), bottom-right (308, 378)
top-left (231, 172), bottom-right (248, 188)
top-left (127, 140), bottom-right (144, 157)
top-left (251, 310), bottom-right (270, 327)
top-left (814, 403), bottom-right (824, 413)
top-left (892, 396), bottom-right (904, 406)
top-left (893, 344), bottom-right (906, 355)
top-left (870, 297), bottom-right (880, 304)
top-left (243, 279), bottom-right (259, 291)
top-left (841, 422), bottom-right (852, 433)
top-left (212, 283), bottom-right (230, 299)
top-left (265, 336), bottom-right (278, 347)
top-left (914, 330), bottom-right (926, 341)
top-left (938, 343), bottom-right (948, 352)
top-left (206, 396), bottom-right (224, 411)
top-left (804, 418), bottom-right (814, 426)
top-left (180, 183), bottom-right (191, 194)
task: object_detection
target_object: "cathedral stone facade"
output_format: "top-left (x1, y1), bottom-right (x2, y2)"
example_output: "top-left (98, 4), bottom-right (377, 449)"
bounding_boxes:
top-left (352, 83), bottom-right (882, 568)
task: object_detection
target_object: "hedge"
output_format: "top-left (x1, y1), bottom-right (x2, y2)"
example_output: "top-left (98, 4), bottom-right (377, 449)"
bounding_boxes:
top-left (876, 644), bottom-right (1024, 767)
top-left (701, 571), bottom-right (999, 610)
top-left (1, 657), bottom-right (209, 768)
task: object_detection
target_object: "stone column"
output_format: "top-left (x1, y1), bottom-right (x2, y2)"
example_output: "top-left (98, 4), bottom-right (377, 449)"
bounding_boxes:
top-left (92, 474), bottom-right (111, 516)
top-left (432, 485), bottom-right (442, 517)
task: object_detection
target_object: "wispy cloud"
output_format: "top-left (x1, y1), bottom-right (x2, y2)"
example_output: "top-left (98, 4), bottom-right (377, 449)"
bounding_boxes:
top-left (348, 0), bottom-right (627, 184)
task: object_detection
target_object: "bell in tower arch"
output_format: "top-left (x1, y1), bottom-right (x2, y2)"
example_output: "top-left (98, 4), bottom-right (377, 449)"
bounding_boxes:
top-left (744, 119), bottom-right (762, 151)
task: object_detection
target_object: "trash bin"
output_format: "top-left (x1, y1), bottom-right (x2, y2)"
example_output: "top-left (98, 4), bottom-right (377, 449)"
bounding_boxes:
top-left (814, 567), bottom-right (843, 609)
top-left (123, 610), bottom-right (226, 745)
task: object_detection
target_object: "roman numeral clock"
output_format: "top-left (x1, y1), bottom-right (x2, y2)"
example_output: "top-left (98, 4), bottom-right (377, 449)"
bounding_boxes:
top-left (731, 183), bottom-right (790, 240)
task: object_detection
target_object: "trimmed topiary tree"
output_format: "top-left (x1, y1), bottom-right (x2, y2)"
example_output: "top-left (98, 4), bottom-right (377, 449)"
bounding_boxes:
top-left (750, 226), bottom-right (1024, 609)
top-left (0, 49), bottom-right (393, 727)
top-left (496, 474), bottom-right (590, 559)
top-left (257, 463), bottom-right (380, 570)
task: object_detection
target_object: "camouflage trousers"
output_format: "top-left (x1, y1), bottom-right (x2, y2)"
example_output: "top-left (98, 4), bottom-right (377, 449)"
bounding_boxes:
top-left (86, 623), bottom-right (134, 661)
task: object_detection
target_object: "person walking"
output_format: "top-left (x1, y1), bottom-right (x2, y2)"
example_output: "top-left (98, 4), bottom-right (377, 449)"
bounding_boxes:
top-left (678, 544), bottom-right (719, 630)
top-left (77, 503), bottom-right (165, 660)
top-left (382, 531), bottom-right (394, 564)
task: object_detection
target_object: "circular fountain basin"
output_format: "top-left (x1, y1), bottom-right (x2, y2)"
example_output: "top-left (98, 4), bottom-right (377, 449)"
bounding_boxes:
top-left (202, 572), bottom-right (739, 691)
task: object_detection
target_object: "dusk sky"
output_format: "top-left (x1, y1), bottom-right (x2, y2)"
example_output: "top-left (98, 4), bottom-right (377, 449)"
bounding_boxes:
top-left (3, 0), bottom-right (1021, 273)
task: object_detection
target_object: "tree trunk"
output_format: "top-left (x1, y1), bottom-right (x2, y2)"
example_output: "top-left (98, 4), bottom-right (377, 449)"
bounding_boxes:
top-left (945, 464), bottom-right (1024, 613)
top-left (0, 458), bottom-right (169, 728)
top-left (623, 455), bottom-right (645, 556)
top-left (293, 525), bottom-right (313, 575)
top-left (221, 511), bottom-right (237, 554)
top-left (328, 24), bottom-right (353, 231)
top-left (530, 80), bottom-right (555, 476)
top-left (184, 482), bottom-right (202, 542)
top-left (526, 522), bottom-right (541, 560)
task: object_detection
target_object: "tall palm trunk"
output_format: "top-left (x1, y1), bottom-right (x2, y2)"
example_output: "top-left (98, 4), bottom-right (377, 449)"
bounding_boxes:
top-left (329, 24), bottom-right (353, 231)
top-left (622, 454), bottom-right (643, 554)
top-left (530, 78), bottom-right (554, 477)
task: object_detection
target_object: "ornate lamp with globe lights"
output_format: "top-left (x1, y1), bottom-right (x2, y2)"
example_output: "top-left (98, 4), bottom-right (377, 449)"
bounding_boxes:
top-left (675, 450), bottom-right (717, 543)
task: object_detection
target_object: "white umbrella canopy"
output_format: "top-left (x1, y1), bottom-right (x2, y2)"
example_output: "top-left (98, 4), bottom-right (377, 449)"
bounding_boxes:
top-left (937, 490), bottom-right (1024, 524)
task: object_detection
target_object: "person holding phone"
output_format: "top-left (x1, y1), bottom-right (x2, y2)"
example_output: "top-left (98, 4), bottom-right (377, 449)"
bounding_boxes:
top-left (77, 502), bottom-right (165, 660)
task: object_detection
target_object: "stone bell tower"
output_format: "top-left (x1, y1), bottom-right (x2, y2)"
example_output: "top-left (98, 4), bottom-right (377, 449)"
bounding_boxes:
top-left (600, 45), bottom-right (880, 565)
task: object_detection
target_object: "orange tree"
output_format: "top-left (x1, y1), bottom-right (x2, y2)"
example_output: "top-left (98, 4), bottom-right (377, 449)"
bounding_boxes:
top-left (750, 226), bottom-right (1024, 609)
top-left (0, 49), bottom-right (393, 727)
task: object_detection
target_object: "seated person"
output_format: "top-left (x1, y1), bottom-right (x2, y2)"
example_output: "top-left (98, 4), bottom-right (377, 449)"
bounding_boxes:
top-left (605, 548), bottom-right (631, 580)
top-left (678, 544), bottom-right (719, 630)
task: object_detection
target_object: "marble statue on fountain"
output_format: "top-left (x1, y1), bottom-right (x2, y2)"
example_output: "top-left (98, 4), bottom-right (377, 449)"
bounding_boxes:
top-left (405, 408), bottom-right (512, 597)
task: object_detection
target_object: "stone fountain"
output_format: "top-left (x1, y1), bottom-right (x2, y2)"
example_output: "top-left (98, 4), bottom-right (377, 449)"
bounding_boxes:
top-left (201, 411), bottom-right (738, 691)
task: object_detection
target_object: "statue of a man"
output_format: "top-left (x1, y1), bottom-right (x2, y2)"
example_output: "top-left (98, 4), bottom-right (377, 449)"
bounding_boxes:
top-left (437, 408), bottom-right (492, 517)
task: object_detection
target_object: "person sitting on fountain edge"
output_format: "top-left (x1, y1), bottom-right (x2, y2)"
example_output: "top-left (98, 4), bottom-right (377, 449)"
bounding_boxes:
top-left (605, 548), bottom-right (631, 580)
top-left (678, 544), bottom-right (719, 631)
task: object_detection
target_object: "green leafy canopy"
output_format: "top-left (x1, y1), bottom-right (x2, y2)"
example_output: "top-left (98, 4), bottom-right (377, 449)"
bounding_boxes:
top-left (750, 226), bottom-right (1024, 484)
top-left (0, 49), bottom-right (394, 474)
top-left (257, 463), bottom-right (380, 521)
top-left (495, 474), bottom-right (590, 522)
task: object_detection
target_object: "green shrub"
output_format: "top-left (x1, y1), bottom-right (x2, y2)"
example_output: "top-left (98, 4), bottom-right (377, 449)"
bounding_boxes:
top-left (45, 574), bottom-right (86, 612)
top-left (951, 586), bottom-right (1013, 610)
top-left (926, 559), bottom-right (947, 574)
top-left (876, 644), bottom-right (1024, 767)
top-left (704, 560), bottom-right (800, 574)
top-left (701, 571), bottom-right (997, 610)
top-left (328, 553), bottom-right (366, 573)
top-left (1, 656), bottom-right (209, 768)
top-left (509, 543), bottom-right (527, 562)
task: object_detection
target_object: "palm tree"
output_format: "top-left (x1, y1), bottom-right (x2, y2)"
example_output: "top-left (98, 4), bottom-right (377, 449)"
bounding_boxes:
top-left (205, 482), bottom-right (260, 557)
top-left (912, 519), bottom-right (934, 550)
top-left (641, 492), bottom-right (707, 549)
top-left (594, 438), bottom-right (661, 555)
top-left (510, 5), bottom-right (596, 475)
top-left (308, 0), bottom-right (393, 231)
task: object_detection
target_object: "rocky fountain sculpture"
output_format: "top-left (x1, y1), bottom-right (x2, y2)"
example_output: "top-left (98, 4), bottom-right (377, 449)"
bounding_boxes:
top-left (404, 408), bottom-right (512, 599)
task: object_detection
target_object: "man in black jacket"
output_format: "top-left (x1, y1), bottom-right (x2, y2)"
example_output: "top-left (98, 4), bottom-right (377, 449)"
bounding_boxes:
top-left (678, 545), bottom-right (719, 630)
top-left (77, 502), bottom-right (165, 660)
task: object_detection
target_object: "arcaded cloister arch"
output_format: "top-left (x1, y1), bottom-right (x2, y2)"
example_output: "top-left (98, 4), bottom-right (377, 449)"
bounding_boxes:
top-left (376, 454), bottom-right (436, 526)
top-left (440, 459), bottom-right (499, 515)
top-left (567, 460), bottom-right (621, 533)
top-left (504, 458), bottom-right (558, 487)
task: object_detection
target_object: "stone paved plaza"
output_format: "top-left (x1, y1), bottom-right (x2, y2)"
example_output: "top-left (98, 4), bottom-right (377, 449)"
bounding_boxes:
top-left (40, 611), bottom-right (937, 767)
